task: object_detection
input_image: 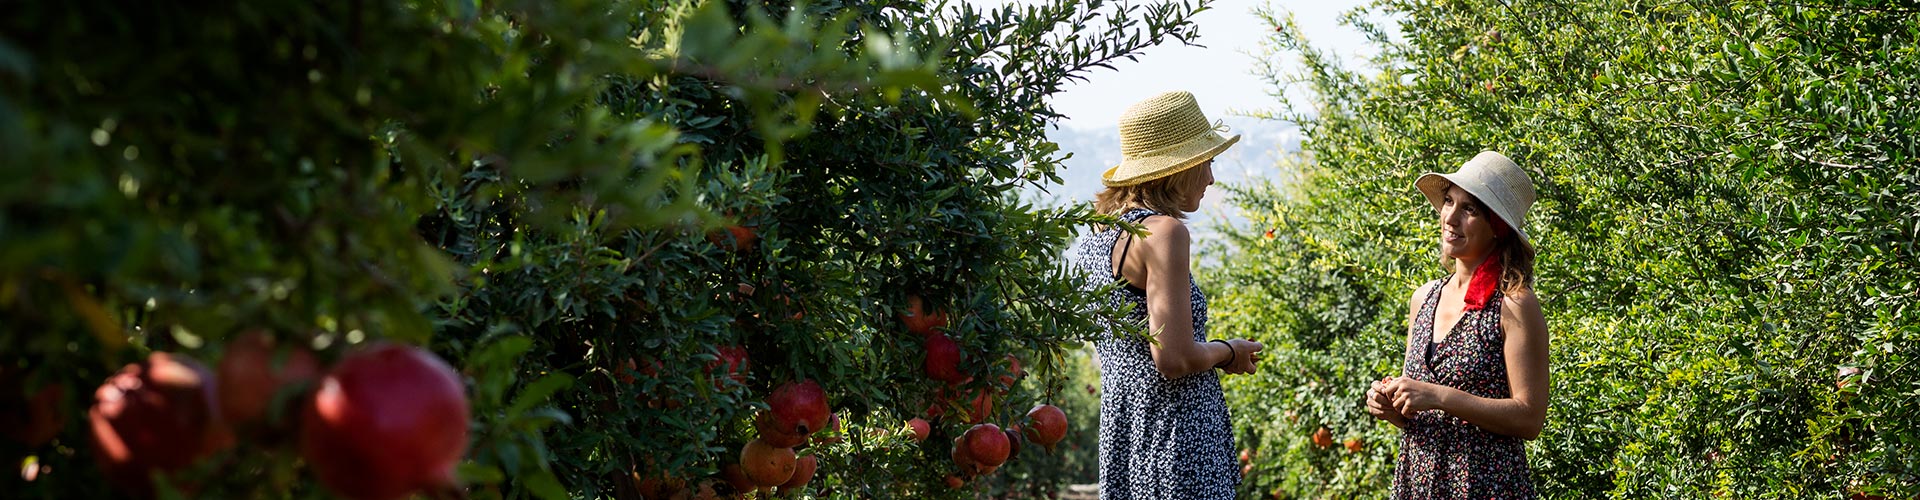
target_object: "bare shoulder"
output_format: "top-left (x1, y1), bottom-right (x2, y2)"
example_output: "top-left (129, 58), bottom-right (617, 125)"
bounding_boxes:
top-left (1501, 288), bottom-right (1543, 316)
top-left (1138, 215), bottom-right (1190, 247)
top-left (1408, 280), bottom-right (1438, 311)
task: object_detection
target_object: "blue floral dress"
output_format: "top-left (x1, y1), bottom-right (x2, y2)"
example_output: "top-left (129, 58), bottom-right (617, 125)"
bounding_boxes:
top-left (1070, 207), bottom-right (1237, 500)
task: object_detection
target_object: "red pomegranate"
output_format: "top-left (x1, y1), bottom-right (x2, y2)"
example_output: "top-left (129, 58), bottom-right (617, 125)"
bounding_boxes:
top-left (922, 332), bottom-right (966, 385)
top-left (901, 295), bottom-right (949, 335)
top-left (950, 436), bottom-right (980, 475)
top-left (707, 345), bottom-right (750, 391)
top-left (1312, 427), bottom-right (1334, 449)
top-left (960, 388), bottom-right (994, 425)
top-left (766, 380), bottom-right (830, 436)
top-left (754, 411), bottom-right (808, 448)
top-left (777, 454), bottom-right (818, 492)
top-left (944, 475), bottom-right (965, 488)
top-left (996, 355), bottom-right (1023, 387)
top-left (905, 417), bottom-right (931, 442)
top-left (962, 423), bottom-right (1010, 467)
top-left (301, 343), bottom-right (469, 500)
top-left (89, 352), bottom-right (230, 496)
top-left (707, 225), bottom-right (758, 252)
top-left (719, 463), bottom-right (755, 495)
top-left (740, 438), bottom-right (796, 487)
top-left (1023, 404), bottom-right (1068, 452)
top-left (217, 330), bottom-right (320, 439)
top-left (1003, 427), bottom-right (1023, 461)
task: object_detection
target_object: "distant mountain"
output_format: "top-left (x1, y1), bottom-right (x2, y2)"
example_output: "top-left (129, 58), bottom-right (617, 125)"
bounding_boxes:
top-left (1021, 116), bottom-right (1302, 259)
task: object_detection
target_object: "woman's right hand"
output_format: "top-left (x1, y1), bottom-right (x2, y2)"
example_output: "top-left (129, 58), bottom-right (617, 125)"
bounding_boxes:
top-left (1367, 376), bottom-right (1408, 428)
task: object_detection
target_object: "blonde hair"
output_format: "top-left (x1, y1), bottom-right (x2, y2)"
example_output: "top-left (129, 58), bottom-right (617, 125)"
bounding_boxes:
top-left (1093, 162), bottom-right (1212, 219)
top-left (1441, 195), bottom-right (1537, 295)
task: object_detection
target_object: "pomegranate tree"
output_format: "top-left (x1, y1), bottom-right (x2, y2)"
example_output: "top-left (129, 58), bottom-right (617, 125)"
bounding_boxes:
top-left (301, 343), bottom-right (469, 500)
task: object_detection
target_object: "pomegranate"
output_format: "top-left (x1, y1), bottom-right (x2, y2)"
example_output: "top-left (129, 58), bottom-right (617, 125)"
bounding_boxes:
top-left (1312, 427), bottom-right (1334, 449)
top-left (1344, 438), bottom-right (1364, 453)
top-left (1002, 428), bottom-right (1023, 461)
top-left (962, 423), bottom-right (1010, 467)
top-left (707, 225), bottom-right (758, 252)
top-left (89, 352), bottom-right (230, 496)
top-left (1022, 404), bottom-right (1067, 452)
top-left (754, 411), bottom-right (808, 448)
top-left (950, 436), bottom-right (981, 476)
top-left (996, 355), bottom-right (1023, 388)
top-left (766, 380), bottom-right (829, 436)
top-left (301, 343), bottom-right (469, 500)
top-left (921, 332), bottom-right (965, 385)
top-left (707, 345), bottom-right (750, 391)
top-left (1238, 448), bottom-right (1252, 464)
top-left (740, 438), bottom-right (796, 487)
top-left (960, 388), bottom-right (993, 424)
top-left (901, 295), bottom-right (949, 335)
top-left (777, 454), bottom-right (817, 492)
top-left (216, 330), bottom-right (320, 439)
top-left (944, 475), bottom-right (965, 489)
top-left (905, 418), bottom-right (930, 442)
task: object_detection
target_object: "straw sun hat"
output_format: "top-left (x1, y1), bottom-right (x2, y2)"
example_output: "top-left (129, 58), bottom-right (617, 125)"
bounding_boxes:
top-left (1415, 151), bottom-right (1537, 253)
top-left (1101, 91), bottom-right (1241, 187)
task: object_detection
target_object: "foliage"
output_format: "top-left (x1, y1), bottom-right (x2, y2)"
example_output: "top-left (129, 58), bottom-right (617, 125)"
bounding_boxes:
top-left (1211, 0), bottom-right (1920, 498)
top-left (0, 0), bottom-right (1209, 498)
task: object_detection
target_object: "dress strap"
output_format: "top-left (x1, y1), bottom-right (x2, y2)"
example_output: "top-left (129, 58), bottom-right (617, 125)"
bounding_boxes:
top-left (1110, 208), bottom-right (1158, 281)
top-left (1112, 232), bottom-right (1134, 280)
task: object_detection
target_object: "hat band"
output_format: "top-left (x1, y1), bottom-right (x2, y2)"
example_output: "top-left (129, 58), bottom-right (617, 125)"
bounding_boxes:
top-left (1123, 120), bottom-right (1229, 160)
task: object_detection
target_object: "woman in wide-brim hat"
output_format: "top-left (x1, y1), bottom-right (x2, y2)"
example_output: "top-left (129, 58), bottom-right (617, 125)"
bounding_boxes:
top-left (1365, 151), bottom-right (1550, 498)
top-left (1068, 90), bottom-right (1264, 500)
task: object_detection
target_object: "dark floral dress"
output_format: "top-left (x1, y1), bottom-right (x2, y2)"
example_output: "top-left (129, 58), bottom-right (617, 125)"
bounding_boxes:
top-left (1069, 208), bottom-right (1237, 500)
top-left (1392, 274), bottom-right (1537, 499)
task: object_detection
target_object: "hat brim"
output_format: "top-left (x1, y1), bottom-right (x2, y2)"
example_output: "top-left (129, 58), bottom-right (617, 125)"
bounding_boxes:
top-left (1102, 133), bottom-right (1241, 187)
top-left (1416, 172), bottom-right (1533, 252)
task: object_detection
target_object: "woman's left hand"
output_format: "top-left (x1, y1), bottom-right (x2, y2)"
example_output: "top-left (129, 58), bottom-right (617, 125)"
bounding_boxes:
top-left (1387, 378), bottom-right (1454, 417)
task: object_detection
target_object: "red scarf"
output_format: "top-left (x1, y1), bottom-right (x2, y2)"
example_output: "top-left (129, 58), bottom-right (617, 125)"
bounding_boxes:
top-left (1463, 212), bottom-right (1511, 311)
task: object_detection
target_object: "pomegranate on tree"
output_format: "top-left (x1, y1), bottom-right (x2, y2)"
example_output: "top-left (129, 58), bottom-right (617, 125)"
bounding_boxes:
top-left (1023, 404), bottom-right (1068, 452)
top-left (777, 454), bottom-right (818, 493)
top-left (754, 411), bottom-right (808, 448)
top-left (216, 330), bottom-right (320, 439)
top-left (707, 225), bottom-right (758, 252)
top-left (921, 332), bottom-right (966, 385)
top-left (905, 417), bottom-right (931, 442)
top-left (766, 379), bottom-right (830, 436)
top-left (901, 295), bottom-right (949, 335)
top-left (962, 423), bottom-right (1010, 468)
top-left (740, 438), bottom-right (797, 487)
top-left (89, 352), bottom-right (231, 496)
top-left (301, 343), bottom-right (469, 500)
top-left (707, 345), bottom-right (751, 391)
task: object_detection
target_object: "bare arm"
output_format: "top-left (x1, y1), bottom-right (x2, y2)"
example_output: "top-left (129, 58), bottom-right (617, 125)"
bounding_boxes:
top-left (1367, 282), bottom-right (1432, 429)
top-left (1390, 290), bottom-right (1550, 439)
top-left (1132, 216), bottom-right (1236, 379)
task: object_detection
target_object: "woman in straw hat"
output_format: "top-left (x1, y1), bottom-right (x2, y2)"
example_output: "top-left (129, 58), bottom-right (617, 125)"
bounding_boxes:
top-left (1069, 91), bottom-right (1264, 499)
top-left (1365, 151), bottom-right (1549, 498)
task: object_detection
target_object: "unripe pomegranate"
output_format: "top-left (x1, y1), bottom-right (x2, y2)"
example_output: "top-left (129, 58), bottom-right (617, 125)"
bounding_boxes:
top-left (301, 343), bottom-right (469, 500)
top-left (905, 418), bottom-right (930, 442)
top-left (89, 352), bottom-right (230, 496)
top-left (901, 295), bottom-right (949, 335)
top-left (1023, 404), bottom-right (1067, 452)
top-left (217, 330), bottom-right (320, 440)
top-left (777, 454), bottom-right (818, 492)
top-left (962, 423), bottom-right (1010, 467)
top-left (766, 380), bottom-right (829, 436)
top-left (922, 332), bottom-right (965, 385)
top-left (740, 438), bottom-right (796, 487)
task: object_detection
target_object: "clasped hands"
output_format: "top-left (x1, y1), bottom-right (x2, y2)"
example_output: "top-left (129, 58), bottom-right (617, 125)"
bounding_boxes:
top-left (1366, 376), bottom-right (1449, 425)
top-left (1216, 339), bottom-right (1264, 375)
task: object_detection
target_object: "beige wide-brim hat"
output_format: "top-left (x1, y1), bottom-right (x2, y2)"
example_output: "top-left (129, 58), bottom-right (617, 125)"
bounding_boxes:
top-left (1102, 91), bottom-right (1241, 187)
top-left (1415, 151), bottom-right (1537, 253)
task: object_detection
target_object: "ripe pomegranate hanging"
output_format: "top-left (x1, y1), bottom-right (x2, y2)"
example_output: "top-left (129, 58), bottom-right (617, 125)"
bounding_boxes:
top-left (962, 423), bottom-right (1010, 467)
top-left (301, 343), bottom-right (469, 500)
top-left (1023, 404), bottom-right (1068, 452)
top-left (216, 330), bottom-right (320, 440)
top-left (766, 379), bottom-right (830, 436)
top-left (901, 295), bottom-right (949, 335)
top-left (89, 352), bottom-right (230, 497)
top-left (922, 332), bottom-right (966, 385)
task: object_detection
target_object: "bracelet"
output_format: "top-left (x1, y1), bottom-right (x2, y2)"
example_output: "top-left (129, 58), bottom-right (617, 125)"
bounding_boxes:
top-left (1210, 339), bottom-right (1234, 369)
